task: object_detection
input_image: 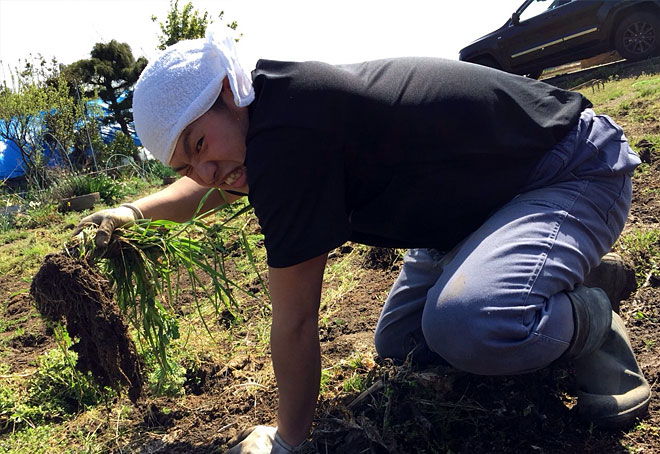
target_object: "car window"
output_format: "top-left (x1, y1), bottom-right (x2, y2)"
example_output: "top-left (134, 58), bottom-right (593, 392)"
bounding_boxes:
top-left (518, 0), bottom-right (571, 22)
top-left (547, 0), bottom-right (572, 9)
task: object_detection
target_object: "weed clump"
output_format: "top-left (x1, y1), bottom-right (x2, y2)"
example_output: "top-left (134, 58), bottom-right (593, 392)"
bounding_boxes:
top-left (28, 193), bottom-right (263, 402)
top-left (30, 252), bottom-right (143, 402)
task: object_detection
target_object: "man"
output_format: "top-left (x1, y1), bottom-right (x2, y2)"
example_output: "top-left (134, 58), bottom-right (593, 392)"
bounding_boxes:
top-left (78, 27), bottom-right (649, 453)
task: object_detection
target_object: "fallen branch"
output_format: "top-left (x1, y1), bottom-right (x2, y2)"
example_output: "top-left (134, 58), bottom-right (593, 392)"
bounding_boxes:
top-left (348, 380), bottom-right (384, 409)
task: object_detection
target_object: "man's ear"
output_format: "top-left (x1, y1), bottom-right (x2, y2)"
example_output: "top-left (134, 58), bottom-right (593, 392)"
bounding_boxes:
top-left (221, 76), bottom-right (234, 105)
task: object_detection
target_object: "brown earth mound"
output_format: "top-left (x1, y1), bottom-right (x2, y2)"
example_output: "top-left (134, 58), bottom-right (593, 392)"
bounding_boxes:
top-left (29, 252), bottom-right (143, 402)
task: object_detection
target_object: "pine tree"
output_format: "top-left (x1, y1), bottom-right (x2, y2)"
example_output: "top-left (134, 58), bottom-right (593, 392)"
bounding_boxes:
top-left (68, 41), bottom-right (147, 162)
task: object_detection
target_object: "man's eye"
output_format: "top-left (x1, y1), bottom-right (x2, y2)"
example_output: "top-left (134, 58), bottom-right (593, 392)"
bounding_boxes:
top-left (196, 137), bottom-right (204, 152)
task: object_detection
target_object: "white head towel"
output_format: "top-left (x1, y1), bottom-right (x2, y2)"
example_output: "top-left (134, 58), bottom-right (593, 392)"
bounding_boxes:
top-left (133, 26), bottom-right (255, 164)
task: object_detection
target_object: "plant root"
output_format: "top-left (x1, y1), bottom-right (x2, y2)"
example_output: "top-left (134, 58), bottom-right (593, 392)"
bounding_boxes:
top-left (30, 252), bottom-right (143, 402)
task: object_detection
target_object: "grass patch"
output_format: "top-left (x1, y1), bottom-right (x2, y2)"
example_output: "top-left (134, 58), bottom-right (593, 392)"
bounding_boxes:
top-left (632, 77), bottom-right (660, 98)
top-left (0, 420), bottom-right (110, 454)
top-left (617, 227), bottom-right (660, 286)
top-left (0, 233), bottom-right (64, 279)
top-left (0, 229), bottom-right (29, 245)
top-left (319, 351), bottom-right (377, 397)
top-left (571, 71), bottom-right (660, 144)
top-left (0, 425), bottom-right (58, 454)
top-left (320, 245), bottom-right (365, 326)
top-left (0, 344), bottom-right (108, 434)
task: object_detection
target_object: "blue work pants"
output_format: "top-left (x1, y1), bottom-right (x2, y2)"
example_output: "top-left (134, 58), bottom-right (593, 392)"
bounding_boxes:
top-left (374, 109), bottom-right (641, 375)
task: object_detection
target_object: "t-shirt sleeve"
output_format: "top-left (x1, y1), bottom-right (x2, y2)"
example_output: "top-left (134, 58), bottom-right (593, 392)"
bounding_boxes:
top-left (246, 127), bottom-right (351, 268)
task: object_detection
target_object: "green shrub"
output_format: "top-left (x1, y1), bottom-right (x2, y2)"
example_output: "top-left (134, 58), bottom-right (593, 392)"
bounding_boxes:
top-left (88, 173), bottom-right (124, 204)
top-left (96, 132), bottom-right (139, 165)
top-left (142, 159), bottom-right (177, 179)
top-left (49, 173), bottom-right (125, 204)
top-left (50, 174), bottom-right (95, 199)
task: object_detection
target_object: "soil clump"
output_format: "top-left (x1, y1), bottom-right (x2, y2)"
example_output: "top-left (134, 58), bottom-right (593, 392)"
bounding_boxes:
top-left (29, 252), bottom-right (143, 402)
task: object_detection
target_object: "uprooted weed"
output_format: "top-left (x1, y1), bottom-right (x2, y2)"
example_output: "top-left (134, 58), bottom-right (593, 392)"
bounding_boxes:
top-left (29, 191), bottom-right (266, 401)
top-left (30, 250), bottom-right (144, 402)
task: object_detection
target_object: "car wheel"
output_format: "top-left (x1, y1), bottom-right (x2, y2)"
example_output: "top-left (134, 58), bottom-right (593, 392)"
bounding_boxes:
top-left (614, 12), bottom-right (660, 61)
top-left (468, 56), bottom-right (502, 71)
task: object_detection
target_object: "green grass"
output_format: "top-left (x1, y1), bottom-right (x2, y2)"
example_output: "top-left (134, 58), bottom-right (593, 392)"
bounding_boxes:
top-left (319, 351), bottom-right (377, 396)
top-left (0, 229), bottom-right (29, 245)
top-left (0, 343), bottom-right (108, 435)
top-left (632, 77), bottom-right (660, 98)
top-left (617, 227), bottom-right (660, 286)
top-left (572, 71), bottom-right (660, 145)
top-left (0, 233), bottom-right (64, 278)
top-left (0, 421), bottom-right (110, 454)
top-left (319, 245), bottom-right (365, 326)
top-left (0, 308), bottom-right (28, 335)
top-left (0, 425), bottom-right (58, 454)
top-left (342, 372), bottom-right (367, 393)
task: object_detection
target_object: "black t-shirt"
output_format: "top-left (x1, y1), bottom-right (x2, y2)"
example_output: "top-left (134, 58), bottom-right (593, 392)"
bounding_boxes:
top-left (245, 57), bottom-right (591, 268)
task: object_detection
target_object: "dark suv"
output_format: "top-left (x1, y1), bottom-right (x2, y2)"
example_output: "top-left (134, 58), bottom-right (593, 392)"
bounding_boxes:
top-left (458, 0), bottom-right (660, 78)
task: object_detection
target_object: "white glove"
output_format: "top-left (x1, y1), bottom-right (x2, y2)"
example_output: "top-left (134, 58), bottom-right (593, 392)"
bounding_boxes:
top-left (73, 203), bottom-right (143, 248)
top-left (224, 426), bottom-right (305, 454)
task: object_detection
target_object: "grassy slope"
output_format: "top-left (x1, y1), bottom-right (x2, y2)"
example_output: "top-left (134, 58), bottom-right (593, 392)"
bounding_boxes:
top-left (0, 62), bottom-right (659, 453)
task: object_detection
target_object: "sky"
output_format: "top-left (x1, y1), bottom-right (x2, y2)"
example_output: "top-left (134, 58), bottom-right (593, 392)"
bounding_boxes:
top-left (0, 0), bottom-right (525, 85)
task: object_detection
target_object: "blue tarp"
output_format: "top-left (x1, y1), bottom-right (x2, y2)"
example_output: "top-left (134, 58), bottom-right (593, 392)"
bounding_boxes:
top-left (0, 139), bottom-right (24, 179)
top-left (0, 97), bottom-right (141, 179)
top-left (88, 98), bottom-right (141, 146)
top-left (0, 134), bottom-right (72, 180)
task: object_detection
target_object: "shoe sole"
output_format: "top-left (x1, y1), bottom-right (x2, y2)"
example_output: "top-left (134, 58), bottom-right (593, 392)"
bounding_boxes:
top-left (581, 392), bottom-right (651, 430)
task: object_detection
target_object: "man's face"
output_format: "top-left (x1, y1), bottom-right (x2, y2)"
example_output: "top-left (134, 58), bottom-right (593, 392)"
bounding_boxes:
top-left (170, 91), bottom-right (249, 193)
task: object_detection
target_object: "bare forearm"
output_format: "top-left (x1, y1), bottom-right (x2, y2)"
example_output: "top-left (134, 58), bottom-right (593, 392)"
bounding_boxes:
top-left (271, 316), bottom-right (321, 446)
top-left (267, 255), bottom-right (327, 447)
top-left (132, 177), bottom-right (239, 222)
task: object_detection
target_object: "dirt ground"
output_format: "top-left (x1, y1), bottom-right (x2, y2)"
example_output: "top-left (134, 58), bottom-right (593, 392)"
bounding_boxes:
top-left (2, 104), bottom-right (660, 453)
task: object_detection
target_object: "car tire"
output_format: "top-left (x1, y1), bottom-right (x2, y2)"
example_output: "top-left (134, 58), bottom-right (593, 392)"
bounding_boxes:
top-left (614, 12), bottom-right (660, 61)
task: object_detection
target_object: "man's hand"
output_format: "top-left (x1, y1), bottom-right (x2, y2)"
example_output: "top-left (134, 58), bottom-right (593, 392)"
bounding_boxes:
top-left (224, 426), bottom-right (305, 453)
top-left (73, 203), bottom-right (143, 248)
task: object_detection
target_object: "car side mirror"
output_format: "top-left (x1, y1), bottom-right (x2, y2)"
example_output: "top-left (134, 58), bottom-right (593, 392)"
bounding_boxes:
top-left (511, 12), bottom-right (520, 25)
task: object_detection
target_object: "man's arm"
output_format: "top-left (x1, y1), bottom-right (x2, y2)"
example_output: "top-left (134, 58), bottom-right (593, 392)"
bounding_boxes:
top-left (268, 253), bottom-right (328, 446)
top-left (75, 177), bottom-right (244, 247)
top-left (134, 176), bottom-right (243, 222)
